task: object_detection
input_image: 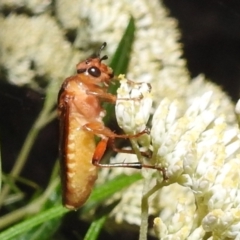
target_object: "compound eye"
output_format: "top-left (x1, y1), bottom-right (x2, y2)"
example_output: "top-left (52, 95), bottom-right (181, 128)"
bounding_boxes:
top-left (88, 67), bottom-right (101, 77)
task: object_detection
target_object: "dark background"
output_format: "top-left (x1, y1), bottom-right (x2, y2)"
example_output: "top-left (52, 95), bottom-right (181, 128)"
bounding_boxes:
top-left (164, 0), bottom-right (240, 101)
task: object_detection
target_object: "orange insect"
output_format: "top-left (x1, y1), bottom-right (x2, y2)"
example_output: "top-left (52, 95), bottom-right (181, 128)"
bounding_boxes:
top-left (58, 42), bottom-right (163, 210)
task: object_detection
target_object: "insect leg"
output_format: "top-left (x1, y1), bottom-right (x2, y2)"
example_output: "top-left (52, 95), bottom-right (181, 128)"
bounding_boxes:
top-left (107, 137), bottom-right (152, 158)
top-left (84, 122), bottom-right (167, 178)
top-left (83, 121), bottom-right (150, 157)
top-left (83, 121), bottom-right (149, 138)
top-left (92, 137), bottom-right (167, 179)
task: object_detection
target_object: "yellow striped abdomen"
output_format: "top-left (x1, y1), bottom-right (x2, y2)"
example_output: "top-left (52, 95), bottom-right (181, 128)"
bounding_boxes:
top-left (63, 115), bottom-right (98, 210)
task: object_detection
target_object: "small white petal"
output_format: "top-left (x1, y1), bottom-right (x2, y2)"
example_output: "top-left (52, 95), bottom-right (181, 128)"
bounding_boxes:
top-left (235, 99), bottom-right (240, 114)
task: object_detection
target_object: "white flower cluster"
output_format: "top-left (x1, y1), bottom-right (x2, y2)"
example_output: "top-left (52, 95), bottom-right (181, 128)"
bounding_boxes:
top-left (0, 0), bottom-right (188, 96)
top-left (115, 75), bottom-right (240, 238)
top-left (151, 91), bottom-right (240, 239)
top-left (0, 0), bottom-right (51, 14)
top-left (0, 14), bottom-right (80, 90)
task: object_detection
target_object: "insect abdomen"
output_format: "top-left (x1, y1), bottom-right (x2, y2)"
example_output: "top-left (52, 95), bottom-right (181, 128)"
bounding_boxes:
top-left (62, 115), bottom-right (98, 210)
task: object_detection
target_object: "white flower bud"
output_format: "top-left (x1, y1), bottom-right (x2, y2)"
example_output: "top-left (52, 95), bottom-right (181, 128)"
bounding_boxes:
top-left (115, 76), bottom-right (153, 135)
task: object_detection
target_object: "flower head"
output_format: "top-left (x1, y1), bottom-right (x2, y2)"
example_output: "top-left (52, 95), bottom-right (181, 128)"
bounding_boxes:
top-left (116, 75), bottom-right (153, 135)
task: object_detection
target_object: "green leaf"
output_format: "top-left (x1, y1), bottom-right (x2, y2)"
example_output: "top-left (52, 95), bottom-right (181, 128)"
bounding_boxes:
top-left (82, 173), bottom-right (142, 239)
top-left (82, 173), bottom-right (142, 213)
top-left (0, 205), bottom-right (68, 240)
top-left (109, 16), bottom-right (135, 77)
top-left (104, 16), bottom-right (135, 124)
top-left (83, 215), bottom-right (107, 240)
top-left (83, 199), bottom-right (123, 240)
top-left (15, 217), bottom-right (62, 240)
top-left (0, 173), bottom-right (142, 240)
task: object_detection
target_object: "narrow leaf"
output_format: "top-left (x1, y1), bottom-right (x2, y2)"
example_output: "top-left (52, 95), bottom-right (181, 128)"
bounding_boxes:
top-left (104, 16), bottom-right (135, 124)
top-left (0, 206), bottom-right (68, 240)
top-left (82, 173), bottom-right (142, 213)
top-left (83, 215), bottom-right (107, 240)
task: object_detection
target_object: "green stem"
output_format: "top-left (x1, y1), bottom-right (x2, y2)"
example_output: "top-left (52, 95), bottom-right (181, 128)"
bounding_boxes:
top-left (0, 176), bottom-right (60, 229)
top-left (0, 82), bottom-right (57, 207)
top-left (139, 182), bottom-right (162, 240)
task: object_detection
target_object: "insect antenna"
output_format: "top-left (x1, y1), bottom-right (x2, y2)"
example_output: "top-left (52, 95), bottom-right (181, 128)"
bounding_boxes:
top-left (98, 42), bottom-right (107, 55)
top-left (100, 55), bottom-right (108, 62)
top-left (89, 42), bottom-right (108, 60)
top-left (97, 42), bottom-right (108, 61)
